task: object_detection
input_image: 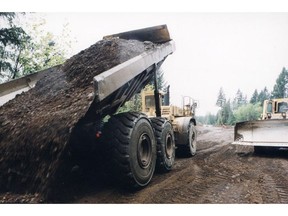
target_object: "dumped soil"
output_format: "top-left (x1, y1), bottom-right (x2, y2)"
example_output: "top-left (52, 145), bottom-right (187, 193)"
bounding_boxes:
top-left (0, 38), bottom-right (152, 200)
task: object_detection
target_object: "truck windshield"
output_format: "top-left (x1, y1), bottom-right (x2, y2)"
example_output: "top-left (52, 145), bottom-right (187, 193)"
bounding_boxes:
top-left (278, 102), bottom-right (288, 113)
top-left (267, 102), bottom-right (272, 113)
top-left (145, 95), bottom-right (155, 108)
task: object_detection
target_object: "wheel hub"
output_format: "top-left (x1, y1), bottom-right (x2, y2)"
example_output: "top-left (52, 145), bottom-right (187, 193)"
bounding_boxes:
top-left (138, 133), bottom-right (152, 168)
top-left (165, 133), bottom-right (173, 159)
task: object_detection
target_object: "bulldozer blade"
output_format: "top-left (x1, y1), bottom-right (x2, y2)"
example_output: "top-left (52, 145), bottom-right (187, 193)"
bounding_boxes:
top-left (103, 24), bottom-right (171, 43)
top-left (232, 119), bottom-right (288, 147)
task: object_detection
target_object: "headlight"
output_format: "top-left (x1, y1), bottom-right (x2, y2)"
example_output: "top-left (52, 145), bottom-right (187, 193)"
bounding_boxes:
top-left (282, 112), bottom-right (286, 118)
top-left (267, 113), bottom-right (272, 119)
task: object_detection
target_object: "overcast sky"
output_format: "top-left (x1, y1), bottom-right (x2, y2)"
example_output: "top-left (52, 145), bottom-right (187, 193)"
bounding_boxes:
top-left (3, 1), bottom-right (288, 116)
top-left (37, 12), bottom-right (288, 115)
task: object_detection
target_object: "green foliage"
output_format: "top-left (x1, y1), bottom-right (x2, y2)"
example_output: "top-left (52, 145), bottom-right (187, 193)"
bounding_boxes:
top-left (17, 17), bottom-right (73, 78)
top-left (117, 94), bottom-right (142, 113)
top-left (232, 89), bottom-right (247, 110)
top-left (234, 103), bottom-right (262, 122)
top-left (196, 113), bottom-right (217, 125)
top-left (216, 87), bottom-right (226, 107)
top-left (249, 87), bottom-right (270, 106)
top-left (271, 67), bottom-right (288, 98)
top-left (215, 88), bottom-right (235, 125)
top-left (156, 68), bottom-right (167, 91)
top-left (0, 12), bottom-right (16, 23)
top-left (0, 13), bottom-right (31, 80)
top-left (0, 13), bottom-right (73, 83)
top-left (117, 68), bottom-right (167, 113)
top-left (257, 87), bottom-right (270, 105)
top-left (249, 67), bottom-right (288, 107)
top-left (250, 89), bottom-right (259, 104)
top-left (145, 68), bottom-right (167, 91)
top-left (212, 67), bottom-right (288, 125)
top-left (216, 99), bottom-right (234, 125)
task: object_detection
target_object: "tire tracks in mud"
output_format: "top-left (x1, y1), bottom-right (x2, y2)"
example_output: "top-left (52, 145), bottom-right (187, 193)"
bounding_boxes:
top-left (256, 156), bottom-right (288, 203)
top-left (69, 126), bottom-right (288, 204)
top-left (222, 144), bottom-right (288, 204)
top-left (167, 126), bottom-right (288, 204)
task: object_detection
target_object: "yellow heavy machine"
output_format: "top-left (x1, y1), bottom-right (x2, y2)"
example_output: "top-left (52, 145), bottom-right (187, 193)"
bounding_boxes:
top-left (140, 87), bottom-right (197, 171)
top-left (261, 98), bottom-right (288, 120)
top-left (232, 98), bottom-right (288, 153)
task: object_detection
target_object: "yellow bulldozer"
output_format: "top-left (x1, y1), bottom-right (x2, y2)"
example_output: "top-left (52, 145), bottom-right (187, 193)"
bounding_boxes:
top-left (232, 98), bottom-right (288, 153)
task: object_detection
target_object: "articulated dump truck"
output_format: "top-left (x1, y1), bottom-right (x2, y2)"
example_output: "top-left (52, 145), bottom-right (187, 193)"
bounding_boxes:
top-left (232, 98), bottom-right (288, 154)
top-left (0, 25), bottom-right (196, 201)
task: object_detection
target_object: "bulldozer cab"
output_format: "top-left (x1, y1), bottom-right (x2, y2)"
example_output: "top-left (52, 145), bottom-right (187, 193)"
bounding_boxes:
top-left (262, 98), bottom-right (288, 120)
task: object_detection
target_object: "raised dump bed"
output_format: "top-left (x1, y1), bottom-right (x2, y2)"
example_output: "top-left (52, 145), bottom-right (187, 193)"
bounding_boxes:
top-left (0, 25), bottom-right (175, 201)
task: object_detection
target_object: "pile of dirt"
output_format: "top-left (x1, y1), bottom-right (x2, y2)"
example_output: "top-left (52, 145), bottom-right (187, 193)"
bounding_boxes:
top-left (0, 38), bottom-right (153, 201)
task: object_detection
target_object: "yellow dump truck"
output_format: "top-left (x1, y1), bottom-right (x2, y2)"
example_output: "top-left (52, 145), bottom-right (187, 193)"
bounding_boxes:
top-left (0, 25), bottom-right (197, 199)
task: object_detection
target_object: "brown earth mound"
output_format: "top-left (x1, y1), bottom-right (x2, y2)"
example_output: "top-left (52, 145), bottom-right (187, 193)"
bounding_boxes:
top-left (0, 38), bottom-right (150, 201)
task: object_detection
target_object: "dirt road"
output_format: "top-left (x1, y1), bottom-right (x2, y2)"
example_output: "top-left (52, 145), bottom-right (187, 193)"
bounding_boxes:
top-left (1, 125), bottom-right (288, 204)
top-left (60, 125), bottom-right (288, 204)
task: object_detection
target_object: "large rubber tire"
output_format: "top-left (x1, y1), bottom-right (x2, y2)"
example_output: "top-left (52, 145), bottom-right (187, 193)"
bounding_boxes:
top-left (150, 117), bottom-right (175, 172)
top-left (103, 112), bottom-right (156, 188)
top-left (187, 123), bottom-right (197, 156)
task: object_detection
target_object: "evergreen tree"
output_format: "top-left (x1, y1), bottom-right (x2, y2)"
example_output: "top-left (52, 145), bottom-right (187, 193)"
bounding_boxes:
top-left (156, 68), bottom-right (167, 91)
top-left (271, 67), bottom-right (288, 98)
top-left (216, 87), bottom-right (226, 108)
top-left (216, 87), bottom-right (225, 125)
top-left (206, 113), bottom-right (217, 125)
top-left (250, 89), bottom-right (259, 104)
top-left (196, 113), bottom-right (217, 125)
top-left (232, 89), bottom-right (247, 110)
top-left (215, 89), bottom-right (235, 125)
top-left (258, 87), bottom-right (270, 105)
top-left (227, 104), bottom-right (236, 125)
top-left (223, 99), bottom-right (234, 125)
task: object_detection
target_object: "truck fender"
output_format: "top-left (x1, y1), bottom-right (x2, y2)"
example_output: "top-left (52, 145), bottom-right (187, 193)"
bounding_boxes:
top-left (173, 117), bottom-right (196, 145)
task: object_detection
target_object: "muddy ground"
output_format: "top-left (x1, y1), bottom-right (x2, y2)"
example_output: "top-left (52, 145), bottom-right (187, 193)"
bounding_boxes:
top-left (66, 125), bottom-right (288, 204)
top-left (1, 125), bottom-right (288, 205)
